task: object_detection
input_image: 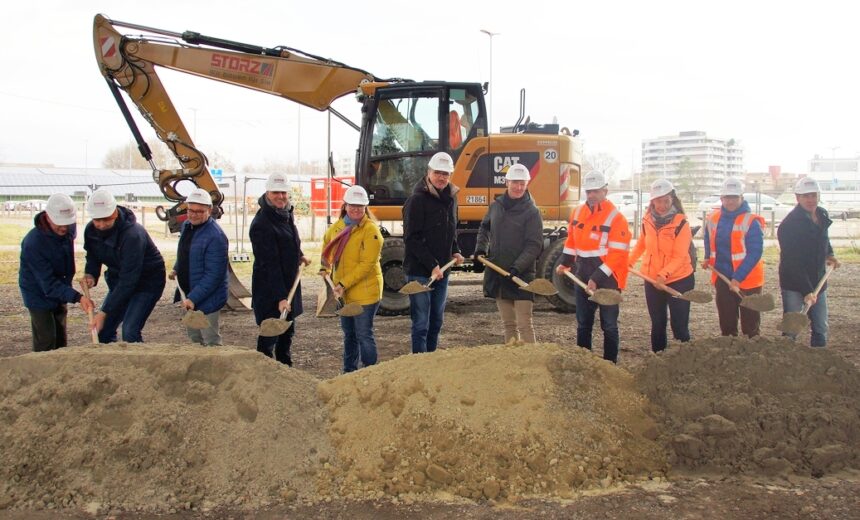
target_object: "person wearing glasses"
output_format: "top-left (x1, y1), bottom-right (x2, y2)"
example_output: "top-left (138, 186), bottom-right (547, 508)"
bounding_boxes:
top-left (402, 152), bottom-right (465, 354)
top-left (167, 188), bottom-right (229, 346)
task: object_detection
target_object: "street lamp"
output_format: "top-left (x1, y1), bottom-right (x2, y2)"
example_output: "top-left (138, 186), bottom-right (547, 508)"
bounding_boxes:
top-left (479, 29), bottom-right (499, 132)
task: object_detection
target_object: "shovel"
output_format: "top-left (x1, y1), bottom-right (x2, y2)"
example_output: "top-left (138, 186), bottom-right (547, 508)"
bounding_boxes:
top-left (399, 259), bottom-right (457, 294)
top-left (323, 274), bottom-right (364, 317)
top-left (78, 279), bottom-right (99, 345)
top-left (629, 268), bottom-right (712, 304)
top-left (710, 267), bottom-right (775, 312)
top-left (778, 265), bottom-right (834, 335)
top-left (259, 266), bottom-right (302, 337)
top-left (176, 280), bottom-right (209, 329)
top-left (476, 256), bottom-right (558, 296)
top-left (561, 270), bottom-right (623, 305)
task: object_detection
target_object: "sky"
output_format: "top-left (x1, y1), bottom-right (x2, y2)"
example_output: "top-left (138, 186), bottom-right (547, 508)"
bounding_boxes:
top-left (1, 0), bottom-right (858, 179)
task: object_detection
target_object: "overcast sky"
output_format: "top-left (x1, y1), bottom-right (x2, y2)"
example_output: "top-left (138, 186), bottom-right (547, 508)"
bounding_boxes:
top-left (1, 0), bottom-right (857, 178)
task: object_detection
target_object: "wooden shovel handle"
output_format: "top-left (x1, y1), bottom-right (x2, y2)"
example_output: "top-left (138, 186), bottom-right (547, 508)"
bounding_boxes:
top-left (78, 279), bottom-right (98, 345)
top-left (628, 268), bottom-right (684, 298)
top-left (323, 273), bottom-right (345, 304)
top-left (810, 265), bottom-right (835, 299)
top-left (286, 265), bottom-right (303, 304)
top-left (427, 259), bottom-right (457, 288)
top-left (476, 256), bottom-right (528, 288)
top-left (561, 270), bottom-right (594, 296)
top-left (711, 267), bottom-right (742, 295)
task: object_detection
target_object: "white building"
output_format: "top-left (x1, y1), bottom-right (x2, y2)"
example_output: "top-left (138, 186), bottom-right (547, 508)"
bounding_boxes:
top-left (806, 154), bottom-right (860, 190)
top-left (642, 131), bottom-right (744, 199)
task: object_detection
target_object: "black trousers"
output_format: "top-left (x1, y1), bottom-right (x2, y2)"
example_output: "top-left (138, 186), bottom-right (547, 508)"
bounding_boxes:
top-left (29, 305), bottom-right (68, 352)
top-left (257, 322), bottom-right (295, 366)
top-left (715, 278), bottom-right (762, 337)
top-left (643, 274), bottom-right (694, 352)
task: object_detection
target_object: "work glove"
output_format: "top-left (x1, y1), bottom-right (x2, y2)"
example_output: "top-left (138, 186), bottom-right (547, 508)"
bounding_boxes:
top-left (472, 251), bottom-right (486, 273)
top-left (507, 267), bottom-right (520, 281)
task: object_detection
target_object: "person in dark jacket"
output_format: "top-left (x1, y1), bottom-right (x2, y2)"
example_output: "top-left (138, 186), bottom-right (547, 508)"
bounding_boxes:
top-left (473, 164), bottom-right (543, 344)
top-left (19, 193), bottom-right (94, 351)
top-left (168, 188), bottom-right (229, 346)
top-left (402, 152), bottom-right (465, 354)
top-left (83, 189), bottom-right (166, 343)
top-left (250, 173), bottom-right (310, 365)
top-left (778, 177), bottom-right (840, 347)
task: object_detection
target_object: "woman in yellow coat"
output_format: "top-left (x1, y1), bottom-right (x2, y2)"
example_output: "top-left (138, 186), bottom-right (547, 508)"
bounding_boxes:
top-left (321, 186), bottom-right (384, 373)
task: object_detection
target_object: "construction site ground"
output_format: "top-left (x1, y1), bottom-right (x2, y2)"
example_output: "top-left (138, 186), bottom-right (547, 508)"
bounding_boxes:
top-left (1, 263), bottom-right (859, 519)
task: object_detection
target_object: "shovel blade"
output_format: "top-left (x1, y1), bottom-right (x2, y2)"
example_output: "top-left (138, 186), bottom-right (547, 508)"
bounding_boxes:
top-left (740, 293), bottom-right (775, 312)
top-left (399, 281), bottom-right (431, 294)
top-left (520, 278), bottom-right (558, 296)
top-left (336, 302), bottom-right (364, 317)
top-left (589, 289), bottom-right (623, 306)
top-left (682, 290), bottom-right (713, 304)
top-left (259, 318), bottom-right (292, 337)
top-left (778, 312), bottom-right (809, 335)
top-left (316, 284), bottom-right (338, 317)
top-left (181, 310), bottom-right (209, 330)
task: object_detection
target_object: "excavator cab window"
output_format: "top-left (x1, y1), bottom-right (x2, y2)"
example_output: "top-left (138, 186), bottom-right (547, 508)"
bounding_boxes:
top-left (447, 88), bottom-right (478, 152)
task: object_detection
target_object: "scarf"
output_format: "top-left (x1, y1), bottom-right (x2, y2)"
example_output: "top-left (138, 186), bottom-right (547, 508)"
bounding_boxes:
top-left (322, 215), bottom-right (358, 267)
top-left (652, 206), bottom-right (679, 229)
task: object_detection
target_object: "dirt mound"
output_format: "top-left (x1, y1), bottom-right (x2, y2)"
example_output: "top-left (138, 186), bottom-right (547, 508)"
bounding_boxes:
top-left (635, 336), bottom-right (860, 477)
top-left (0, 344), bottom-right (333, 514)
top-left (317, 343), bottom-right (667, 502)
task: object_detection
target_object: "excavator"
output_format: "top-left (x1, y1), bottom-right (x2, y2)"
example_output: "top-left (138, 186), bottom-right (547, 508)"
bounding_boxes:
top-left (92, 14), bottom-right (584, 314)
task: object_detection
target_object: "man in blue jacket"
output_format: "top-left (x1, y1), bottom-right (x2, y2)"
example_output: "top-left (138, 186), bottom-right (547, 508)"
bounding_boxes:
top-left (82, 189), bottom-right (165, 343)
top-left (19, 193), bottom-right (94, 351)
top-left (168, 188), bottom-right (228, 346)
top-left (778, 177), bottom-right (840, 347)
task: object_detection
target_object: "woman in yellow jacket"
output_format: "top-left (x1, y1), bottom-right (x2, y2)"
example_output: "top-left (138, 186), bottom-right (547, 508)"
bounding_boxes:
top-left (628, 179), bottom-right (695, 352)
top-left (321, 186), bottom-right (384, 373)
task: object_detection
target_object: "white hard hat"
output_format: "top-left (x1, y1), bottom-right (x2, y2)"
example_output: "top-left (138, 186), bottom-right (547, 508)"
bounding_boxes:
top-left (650, 178), bottom-right (674, 199)
top-left (794, 177), bottom-right (821, 195)
top-left (186, 188), bottom-right (213, 206)
top-left (720, 177), bottom-right (744, 197)
top-left (582, 171), bottom-right (607, 191)
top-left (87, 189), bottom-right (117, 219)
top-left (427, 152), bottom-right (455, 173)
top-left (46, 193), bottom-right (76, 226)
top-left (343, 185), bottom-right (370, 205)
top-left (505, 164), bottom-right (531, 182)
top-left (265, 172), bottom-right (290, 192)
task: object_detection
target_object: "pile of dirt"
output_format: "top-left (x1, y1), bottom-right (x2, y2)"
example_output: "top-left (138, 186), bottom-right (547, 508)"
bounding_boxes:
top-left (0, 345), bottom-right (333, 514)
top-left (635, 336), bottom-right (860, 477)
top-left (317, 343), bottom-right (668, 502)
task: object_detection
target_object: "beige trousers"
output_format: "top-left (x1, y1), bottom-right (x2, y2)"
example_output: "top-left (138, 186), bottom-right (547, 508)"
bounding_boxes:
top-left (495, 298), bottom-right (536, 343)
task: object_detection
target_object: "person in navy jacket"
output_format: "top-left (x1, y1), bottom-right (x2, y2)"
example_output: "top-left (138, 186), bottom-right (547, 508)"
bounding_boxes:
top-left (19, 193), bottom-right (94, 351)
top-left (168, 188), bottom-right (228, 346)
top-left (82, 189), bottom-right (165, 343)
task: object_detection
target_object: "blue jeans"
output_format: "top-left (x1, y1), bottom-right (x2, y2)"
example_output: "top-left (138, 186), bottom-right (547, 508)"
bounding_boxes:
top-left (99, 289), bottom-right (164, 343)
top-left (408, 274), bottom-right (449, 354)
top-left (341, 302), bottom-right (380, 373)
top-left (781, 289), bottom-right (828, 347)
top-left (575, 285), bottom-right (620, 363)
top-left (643, 274), bottom-right (694, 352)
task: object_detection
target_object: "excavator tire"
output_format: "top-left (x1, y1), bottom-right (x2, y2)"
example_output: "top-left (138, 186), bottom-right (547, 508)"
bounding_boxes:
top-left (377, 237), bottom-right (410, 316)
top-left (537, 238), bottom-right (576, 313)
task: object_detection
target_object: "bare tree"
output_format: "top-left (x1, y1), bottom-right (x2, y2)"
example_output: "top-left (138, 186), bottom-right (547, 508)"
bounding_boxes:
top-left (101, 141), bottom-right (180, 170)
top-left (583, 152), bottom-right (620, 185)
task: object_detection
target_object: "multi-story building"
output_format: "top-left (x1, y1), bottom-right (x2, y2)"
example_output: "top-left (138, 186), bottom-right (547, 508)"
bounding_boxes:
top-left (806, 154), bottom-right (860, 190)
top-left (642, 131), bottom-right (744, 199)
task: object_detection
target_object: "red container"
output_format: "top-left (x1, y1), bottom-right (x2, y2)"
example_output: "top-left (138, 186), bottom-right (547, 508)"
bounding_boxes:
top-left (311, 176), bottom-right (354, 216)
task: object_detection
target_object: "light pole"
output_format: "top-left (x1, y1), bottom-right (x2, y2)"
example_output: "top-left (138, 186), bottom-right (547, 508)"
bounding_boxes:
top-left (480, 29), bottom-right (499, 132)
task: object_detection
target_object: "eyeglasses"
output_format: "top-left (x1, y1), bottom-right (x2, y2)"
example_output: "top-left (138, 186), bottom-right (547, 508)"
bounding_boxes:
top-left (187, 209), bottom-right (208, 215)
top-left (431, 170), bottom-right (452, 177)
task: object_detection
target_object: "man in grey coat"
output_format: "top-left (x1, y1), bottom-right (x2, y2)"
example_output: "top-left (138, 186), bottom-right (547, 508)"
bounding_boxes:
top-left (473, 164), bottom-right (543, 343)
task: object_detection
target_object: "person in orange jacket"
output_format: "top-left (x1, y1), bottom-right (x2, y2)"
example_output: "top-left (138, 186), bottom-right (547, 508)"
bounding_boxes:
top-left (555, 172), bottom-right (630, 363)
top-left (629, 179), bottom-right (695, 352)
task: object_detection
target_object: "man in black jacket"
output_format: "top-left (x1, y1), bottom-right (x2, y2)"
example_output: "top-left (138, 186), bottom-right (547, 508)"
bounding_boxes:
top-left (777, 177), bottom-right (840, 347)
top-left (402, 152), bottom-right (464, 353)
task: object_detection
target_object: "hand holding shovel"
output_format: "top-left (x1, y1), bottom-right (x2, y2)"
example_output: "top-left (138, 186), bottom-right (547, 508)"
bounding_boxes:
top-left (559, 269), bottom-right (622, 305)
top-left (323, 274), bottom-right (363, 317)
top-left (476, 256), bottom-right (558, 296)
top-left (710, 267), bottom-right (775, 312)
top-left (399, 259), bottom-right (457, 295)
top-left (78, 279), bottom-right (99, 344)
top-left (260, 266), bottom-right (302, 337)
top-left (176, 279), bottom-right (209, 329)
top-left (779, 265), bottom-right (834, 334)
top-left (629, 268), bottom-right (712, 304)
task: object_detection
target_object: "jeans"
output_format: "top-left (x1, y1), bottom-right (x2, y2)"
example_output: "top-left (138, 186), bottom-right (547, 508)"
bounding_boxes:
top-left (408, 274), bottom-right (449, 353)
top-left (186, 311), bottom-right (222, 346)
top-left (99, 290), bottom-right (163, 343)
top-left (643, 274), bottom-right (694, 352)
top-left (28, 305), bottom-right (68, 352)
top-left (575, 285), bottom-right (620, 363)
top-left (341, 302), bottom-right (380, 373)
top-left (781, 289), bottom-right (828, 347)
top-left (257, 321), bottom-right (294, 366)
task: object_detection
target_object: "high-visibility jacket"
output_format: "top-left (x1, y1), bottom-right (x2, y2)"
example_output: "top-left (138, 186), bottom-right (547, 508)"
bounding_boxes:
top-left (629, 211), bottom-right (693, 283)
top-left (562, 200), bottom-right (630, 289)
top-left (705, 210), bottom-right (765, 289)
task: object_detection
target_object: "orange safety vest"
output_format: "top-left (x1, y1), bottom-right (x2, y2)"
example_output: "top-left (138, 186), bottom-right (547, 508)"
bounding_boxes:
top-left (629, 212), bottom-right (693, 283)
top-left (706, 210), bottom-right (765, 289)
top-left (563, 200), bottom-right (631, 289)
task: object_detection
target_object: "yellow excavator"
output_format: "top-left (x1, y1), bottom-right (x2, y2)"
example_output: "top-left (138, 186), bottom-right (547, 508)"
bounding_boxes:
top-left (93, 14), bottom-right (584, 314)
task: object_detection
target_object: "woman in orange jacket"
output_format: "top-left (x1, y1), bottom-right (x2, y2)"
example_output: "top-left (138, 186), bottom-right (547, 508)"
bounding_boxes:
top-left (628, 179), bottom-right (695, 352)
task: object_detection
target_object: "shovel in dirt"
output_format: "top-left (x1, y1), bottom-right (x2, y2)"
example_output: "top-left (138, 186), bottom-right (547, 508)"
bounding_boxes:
top-left (259, 266), bottom-right (302, 337)
top-left (476, 256), bottom-right (558, 296)
top-left (710, 268), bottom-right (775, 312)
top-left (78, 279), bottom-right (99, 345)
top-left (628, 268), bottom-right (712, 304)
top-left (175, 279), bottom-right (209, 329)
top-left (399, 259), bottom-right (457, 295)
top-left (778, 264), bottom-right (834, 335)
top-left (560, 270), bottom-right (623, 305)
top-left (322, 274), bottom-right (364, 317)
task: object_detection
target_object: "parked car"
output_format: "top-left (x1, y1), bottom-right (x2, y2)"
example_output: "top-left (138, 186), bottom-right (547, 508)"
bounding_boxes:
top-left (695, 193), bottom-right (790, 224)
top-left (16, 199), bottom-right (48, 211)
top-left (4, 201), bottom-right (16, 211)
top-left (604, 191), bottom-right (650, 224)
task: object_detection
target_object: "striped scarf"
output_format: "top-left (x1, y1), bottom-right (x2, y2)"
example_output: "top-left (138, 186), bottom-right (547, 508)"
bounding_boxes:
top-left (322, 220), bottom-right (356, 267)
